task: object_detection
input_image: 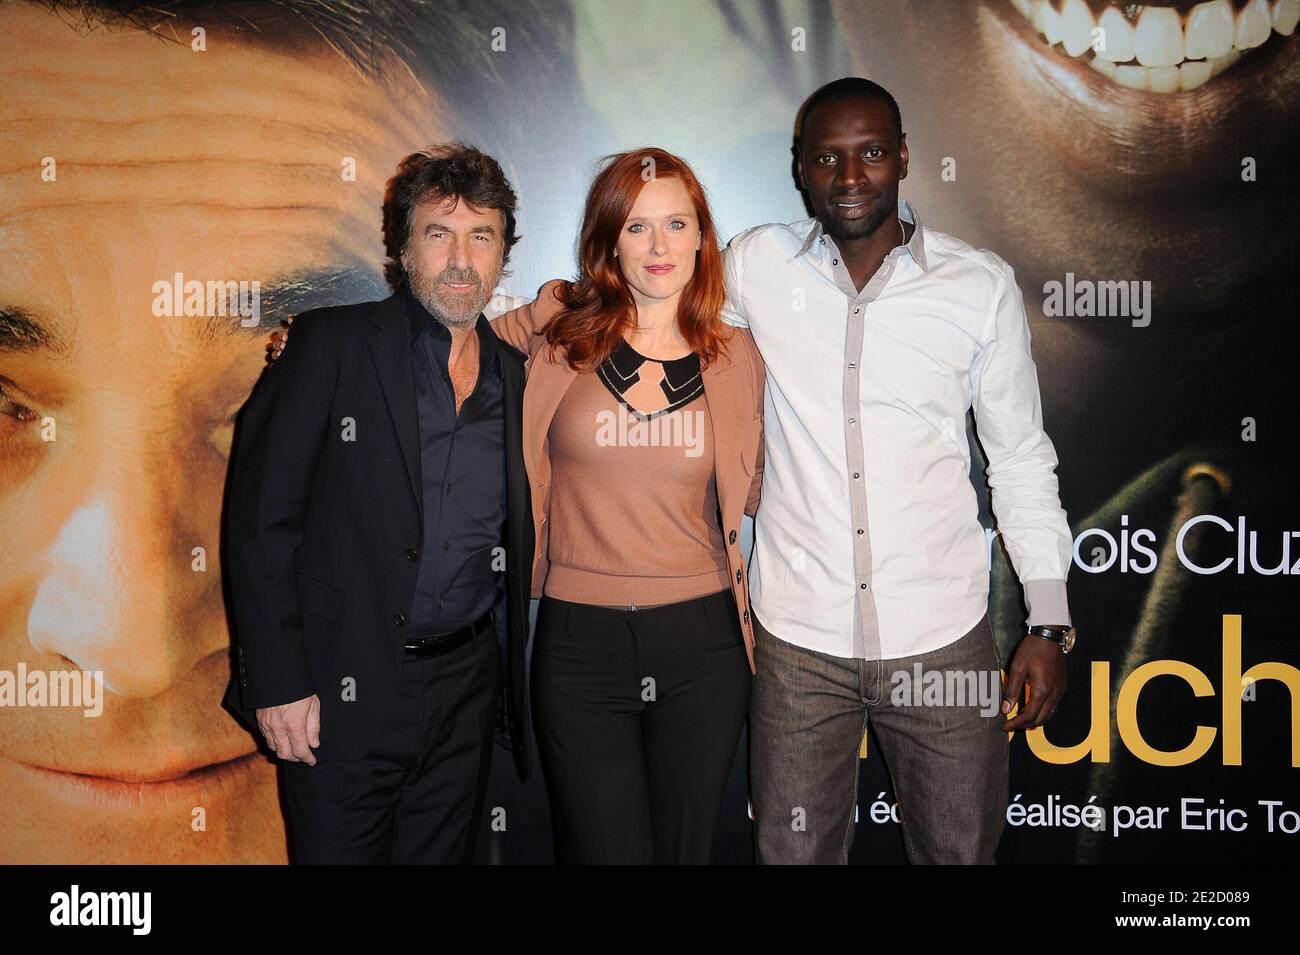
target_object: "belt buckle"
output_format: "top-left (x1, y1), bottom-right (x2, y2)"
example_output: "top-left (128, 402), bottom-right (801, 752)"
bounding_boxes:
top-left (404, 634), bottom-right (443, 657)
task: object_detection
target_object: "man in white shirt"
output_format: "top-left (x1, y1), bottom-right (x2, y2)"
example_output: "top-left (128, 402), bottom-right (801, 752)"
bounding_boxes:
top-left (725, 78), bottom-right (1077, 864)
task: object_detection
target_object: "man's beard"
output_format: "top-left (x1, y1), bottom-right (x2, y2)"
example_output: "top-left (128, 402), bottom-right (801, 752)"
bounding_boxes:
top-left (406, 260), bottom-right (496, 329)
top-left (813, 191), bottom-right (894, 243)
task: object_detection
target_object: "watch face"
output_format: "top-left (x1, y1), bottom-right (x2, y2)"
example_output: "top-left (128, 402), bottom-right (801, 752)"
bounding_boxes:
top-left (1061, 628), bottom-right (1077, 653)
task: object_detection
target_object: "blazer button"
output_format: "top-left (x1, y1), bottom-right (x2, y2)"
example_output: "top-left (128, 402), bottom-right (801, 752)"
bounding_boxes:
top-left (728, 530), bottom-right (737, 544)
top-left (405, 548), bottom-right (419, 561)
top-left (393, 613), bottom-right (406, 627)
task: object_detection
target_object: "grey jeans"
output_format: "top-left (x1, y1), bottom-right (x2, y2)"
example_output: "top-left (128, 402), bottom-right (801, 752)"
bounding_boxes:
top-left (749, 611), bottom-right (1009, 864)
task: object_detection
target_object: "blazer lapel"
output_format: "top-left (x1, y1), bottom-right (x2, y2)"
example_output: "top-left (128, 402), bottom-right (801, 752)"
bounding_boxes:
top-left (522, 344), bottom-right (578, 483)
top-left (367, 294), bottom-right (423, 521)
top-left (701, 352), bottom-right (738, 472)
top-left (500, 345), bottom-right (529, 523)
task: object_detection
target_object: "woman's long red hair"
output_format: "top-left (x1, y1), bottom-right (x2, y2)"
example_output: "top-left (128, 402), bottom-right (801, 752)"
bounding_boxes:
top-left (543, 148), bottom-right (731, 370)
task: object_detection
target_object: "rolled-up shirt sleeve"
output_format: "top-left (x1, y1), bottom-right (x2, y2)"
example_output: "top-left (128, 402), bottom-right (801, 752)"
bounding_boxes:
top-left (971, 260), bottom-right (1073, 628)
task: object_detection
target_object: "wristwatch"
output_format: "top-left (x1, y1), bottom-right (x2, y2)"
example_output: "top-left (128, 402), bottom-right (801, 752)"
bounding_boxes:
top-left (1028, 624), bottom-right (1076, 654)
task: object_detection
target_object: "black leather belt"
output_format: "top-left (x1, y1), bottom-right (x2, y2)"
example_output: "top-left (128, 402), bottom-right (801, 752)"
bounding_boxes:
top-left (403, 609), bottom-right (494, 658)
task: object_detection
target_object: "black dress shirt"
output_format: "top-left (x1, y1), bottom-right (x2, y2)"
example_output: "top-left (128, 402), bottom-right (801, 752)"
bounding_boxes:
top-left (404, 284), bottom-right (506, 635)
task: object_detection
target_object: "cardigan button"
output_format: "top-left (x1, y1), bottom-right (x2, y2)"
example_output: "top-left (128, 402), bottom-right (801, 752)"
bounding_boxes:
top-left (728, 530), bottom-right (737, 544)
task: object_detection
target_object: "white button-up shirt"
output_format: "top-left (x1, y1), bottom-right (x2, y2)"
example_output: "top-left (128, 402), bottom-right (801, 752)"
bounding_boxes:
top-left (723, 199), bottom-right (1072, 660)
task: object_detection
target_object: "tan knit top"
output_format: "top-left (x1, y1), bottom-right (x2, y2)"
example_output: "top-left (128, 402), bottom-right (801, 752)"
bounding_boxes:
top-left (542, 339), bottom-right (731, 608)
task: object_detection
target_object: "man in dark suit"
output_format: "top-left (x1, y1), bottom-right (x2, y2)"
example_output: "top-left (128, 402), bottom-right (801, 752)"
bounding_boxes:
top-left (222, 143), bottom-right (533, 864)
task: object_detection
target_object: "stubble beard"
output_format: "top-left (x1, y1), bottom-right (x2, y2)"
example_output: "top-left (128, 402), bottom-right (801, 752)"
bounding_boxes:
top-left (814, 191), bottom-right (894, 244)
top-left (406, 258), bottom-right (498, 330)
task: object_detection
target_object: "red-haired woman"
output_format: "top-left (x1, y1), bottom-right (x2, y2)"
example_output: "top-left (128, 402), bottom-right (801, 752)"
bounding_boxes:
top-left (491, 148), bottom-right (763, 864)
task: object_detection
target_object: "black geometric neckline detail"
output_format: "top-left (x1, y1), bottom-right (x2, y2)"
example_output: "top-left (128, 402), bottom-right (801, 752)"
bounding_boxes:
top-left (596, 338), bottom-right (704, 421)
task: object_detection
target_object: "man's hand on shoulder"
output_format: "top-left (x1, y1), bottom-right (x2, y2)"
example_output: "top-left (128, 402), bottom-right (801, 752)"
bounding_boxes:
top-left (266, 315), bottom-right (293, 364)
top-left (256, 693), bottom-right (320, 764)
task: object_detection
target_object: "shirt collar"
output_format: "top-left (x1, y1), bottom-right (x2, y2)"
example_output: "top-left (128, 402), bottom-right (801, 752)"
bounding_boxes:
top-left (403, 283), bottom-right (501, 371)
top-left (796, 197), bottom-right (929, 272)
